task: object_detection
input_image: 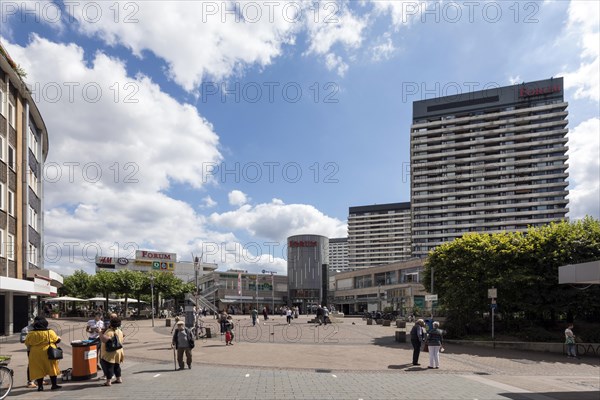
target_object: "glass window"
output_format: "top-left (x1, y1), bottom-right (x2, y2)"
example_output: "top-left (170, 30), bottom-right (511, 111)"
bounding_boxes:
top-left (8, 190), bottom-right (14, 216)
top-left (7, 233), bottom-right (15, 260)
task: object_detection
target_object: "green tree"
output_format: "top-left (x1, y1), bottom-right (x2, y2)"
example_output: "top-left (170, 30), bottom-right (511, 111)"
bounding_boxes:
top-left (90, 271), bottom-right (117, 315)
top-left (59, 270), bottom-right (92, 298)
top-left (113, 270), bottom-right (145, 317)
top-left (59, 270), bottom-right (93, 314)
top-left (424, 218), bottom-right (600, 338)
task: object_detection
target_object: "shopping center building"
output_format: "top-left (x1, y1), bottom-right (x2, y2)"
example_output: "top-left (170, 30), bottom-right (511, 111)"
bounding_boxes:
top-left (95, 250), bottom-right (218, 284)
top-left (287, 234), bottom-right (329, 313)
top-left (330, 258), bottom-right (427, 315)
top-left (0, 43), bottom-right (62, 335)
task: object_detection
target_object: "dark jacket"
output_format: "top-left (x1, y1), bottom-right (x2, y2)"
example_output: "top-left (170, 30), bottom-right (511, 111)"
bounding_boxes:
top-left (410, 324), bottom-right (425, 342)
top-left (172, 327), bottom-right (194, 349)
top-left (427, 328), bottom-right (443, 346)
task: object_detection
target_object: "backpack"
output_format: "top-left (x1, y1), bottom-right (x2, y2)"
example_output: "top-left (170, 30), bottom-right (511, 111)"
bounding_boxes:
top-left (105, 330), bottom-right (123, 352)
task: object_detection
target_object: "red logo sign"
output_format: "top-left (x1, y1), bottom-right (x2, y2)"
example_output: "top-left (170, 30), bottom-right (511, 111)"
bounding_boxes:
top-left (519, 85), bottom-right (561, 98)
top-left (289, 240), bottom-right (318, 248)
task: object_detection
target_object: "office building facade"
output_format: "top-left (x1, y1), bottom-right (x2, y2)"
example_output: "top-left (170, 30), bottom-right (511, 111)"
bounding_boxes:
top-left (348, 203), bottom-right (412, 270)
top-left (411, 78), bottom-right (569, 257)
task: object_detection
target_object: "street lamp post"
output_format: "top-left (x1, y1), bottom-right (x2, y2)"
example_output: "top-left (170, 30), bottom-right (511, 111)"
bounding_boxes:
top-left (378, 284), bottom-right (381, 311)
top-left (262, 269), bottom-right (276, 315)
top-left (150, 274), bottom-right (155, 328)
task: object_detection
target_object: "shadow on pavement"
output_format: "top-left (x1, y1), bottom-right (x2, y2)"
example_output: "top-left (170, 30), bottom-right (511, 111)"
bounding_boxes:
top-left (132, 368), bottom-right (179, 374)
top-left (500, 391), bottom-right (600, 400)
top-left (441, 343), bottom-right (600, 366)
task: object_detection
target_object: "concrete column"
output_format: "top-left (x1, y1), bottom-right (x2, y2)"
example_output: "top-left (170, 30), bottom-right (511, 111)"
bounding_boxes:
top-left (4, 291), bottom-right (14, 335)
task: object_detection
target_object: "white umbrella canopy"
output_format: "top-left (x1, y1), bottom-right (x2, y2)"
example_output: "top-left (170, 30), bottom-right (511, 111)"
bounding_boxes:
top-left (114, 298), bottom-right (146, 303)
top-left (44, 296), bottom-right (88, 302)
top-left (86, 297), bottom-right (120, 302)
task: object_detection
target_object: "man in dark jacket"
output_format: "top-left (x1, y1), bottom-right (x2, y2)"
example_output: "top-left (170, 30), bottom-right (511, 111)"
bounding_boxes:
top-left (172, 321), bottom-right (194, 370)
top-left (316, 305), bottom-right (324, 326)
top-left (410, 319), bottom-right (426, 366)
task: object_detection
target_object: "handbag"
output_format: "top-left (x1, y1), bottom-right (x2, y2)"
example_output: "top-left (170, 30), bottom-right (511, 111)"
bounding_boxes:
top-left (47, 331), bottom-right (63, 360)
top-left (105, 329), bottom-right (123, 352)
top-left (423, 343), bottom-right (429, 353)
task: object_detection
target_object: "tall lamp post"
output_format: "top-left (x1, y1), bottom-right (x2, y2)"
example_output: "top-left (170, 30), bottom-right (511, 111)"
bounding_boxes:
top-left (150, 274), bottom-right (155, 328)
top-left (262, 270), bottom-right (276, 315)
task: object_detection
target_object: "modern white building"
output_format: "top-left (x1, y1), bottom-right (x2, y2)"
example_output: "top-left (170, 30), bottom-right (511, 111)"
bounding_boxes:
top-left (411, 77), bottom-right (569, 257)
top-left (328, 238), bottom-right (349, 272)
top-left (348, 203), bottom-right (412, 270)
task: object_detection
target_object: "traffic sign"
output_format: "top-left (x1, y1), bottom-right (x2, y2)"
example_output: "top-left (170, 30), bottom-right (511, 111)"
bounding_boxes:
top-left (490, 304), bottom-right (497, 310)
top-left (488, 288), bottom-right (497, 299)
top-left (425, 294), bottom-right (438, 301)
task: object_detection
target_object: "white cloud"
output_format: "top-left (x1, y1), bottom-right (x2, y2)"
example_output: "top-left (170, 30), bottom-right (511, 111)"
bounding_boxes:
top-left (567, 118), bottom-right (600, 219)
top-left (63, 1), bottom-right (303, 91)
top-left (3, 36), bottom-right (231, 273)
top-left (228, 190), bottom-right (249, 206)
top-left (370, 0), bottom-right (428, 28)
top-left (371, 34), bottom-right (395, 62)
top-left (324, 53), bottom-right (349, 76)
top-left (561, 0), bottom-right (600, 102)
top-left (201, 196), bottom-right (217, 208)
top-left (209, 198), bottom-right (347, 241)
top-left (305, 5), bottom-right (367, 55)
top-left (508, 75), bottom-right (521, 85)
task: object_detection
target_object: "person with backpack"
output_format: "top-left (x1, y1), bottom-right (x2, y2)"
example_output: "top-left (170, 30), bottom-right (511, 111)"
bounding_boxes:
top-left (99, 317), bottom-right (125, 386)
top-left (251, 308), bottom-right (258, 326)
top-left (172, 321), bottom-right (195, 369)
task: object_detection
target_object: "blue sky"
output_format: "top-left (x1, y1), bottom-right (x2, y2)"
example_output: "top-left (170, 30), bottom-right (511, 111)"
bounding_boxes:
top-left (1, 0), bottom-right (598, 275)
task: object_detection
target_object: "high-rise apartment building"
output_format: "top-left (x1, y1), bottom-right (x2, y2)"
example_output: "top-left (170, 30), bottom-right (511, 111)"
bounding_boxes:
top-left (328, 238), bottom-right (349, 272)
top-left (348, 203), bottom-right (412, 270)
top-left (410, 77), bottom-right (569, 257)
top-left (1, 43), bottom-right (61, 335)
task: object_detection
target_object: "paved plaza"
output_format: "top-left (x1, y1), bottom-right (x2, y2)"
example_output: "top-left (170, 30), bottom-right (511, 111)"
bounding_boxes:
top-left (1, 315), bottom-right (598, 399)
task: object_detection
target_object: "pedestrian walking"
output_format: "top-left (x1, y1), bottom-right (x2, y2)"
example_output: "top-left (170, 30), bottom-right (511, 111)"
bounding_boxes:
top-left (220, 311), bottom-right (228, 335)
top-left (24, 316), bottom-right (62, 391)
top-left (262, 307), bottom-right (269, 322)
top-left (225, 316), bottom-right (235, 345)
top-left (21, 319), bottom-right (38, 388)
top-left (565, 323), bottom-right (579, 359)
top-left (316, 305), bottom-right (324, 326)
top-left (251, 308), bottom-right (258, 326)
top-left (426, 321), bottom-right (443, 369)
top-left (172, 321), bottom-right (195, 369)
top-left (323, 306), bottom-right (330, 325)
top-left (286, 308), bottom-right (292, 325)
top-left (99, 316), bottom-right (125, 386)
top-left (410, 319), bottom-right (426, 366)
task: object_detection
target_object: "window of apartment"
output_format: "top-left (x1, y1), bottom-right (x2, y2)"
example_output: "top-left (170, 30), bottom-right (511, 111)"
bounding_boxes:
top-left (29, 126), bottom-right (40, 161)
top-left (29, 206), bottom-right (38, 231)
top-left (29, 167), bottom-right (39, 196)
top-left (7, 233), bottom-right (15, 260)
top-left (0, 86), bottom-right (5, 117)
top-left (8, 145), bottom-right (15, 170)
top-left (0, 182), bottom-right (3, 210)
top-left (29, 243), bottom-right (38, 266)
top-left (0, 136), bottom-right (3, 162)
top-left (8, 100), bottom-right (16, 128)
top-left (8, 190), bottom-right (15, 216)
top-left (0, 229), bottom-right (3, 257)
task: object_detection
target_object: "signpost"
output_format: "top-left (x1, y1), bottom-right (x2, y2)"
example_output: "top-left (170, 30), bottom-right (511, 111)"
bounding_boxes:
top-left (488, 288), bottom-right (497, 340)
top-left (425, 294), bottom-right (438, 319)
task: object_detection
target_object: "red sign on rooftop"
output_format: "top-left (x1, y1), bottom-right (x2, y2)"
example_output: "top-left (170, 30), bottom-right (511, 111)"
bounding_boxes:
top-left (518, 85), bottom-right (561, 98)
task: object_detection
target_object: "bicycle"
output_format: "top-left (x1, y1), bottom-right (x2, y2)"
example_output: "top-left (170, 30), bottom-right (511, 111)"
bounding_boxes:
top-left (0, 356), bottom-right (14, 400)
